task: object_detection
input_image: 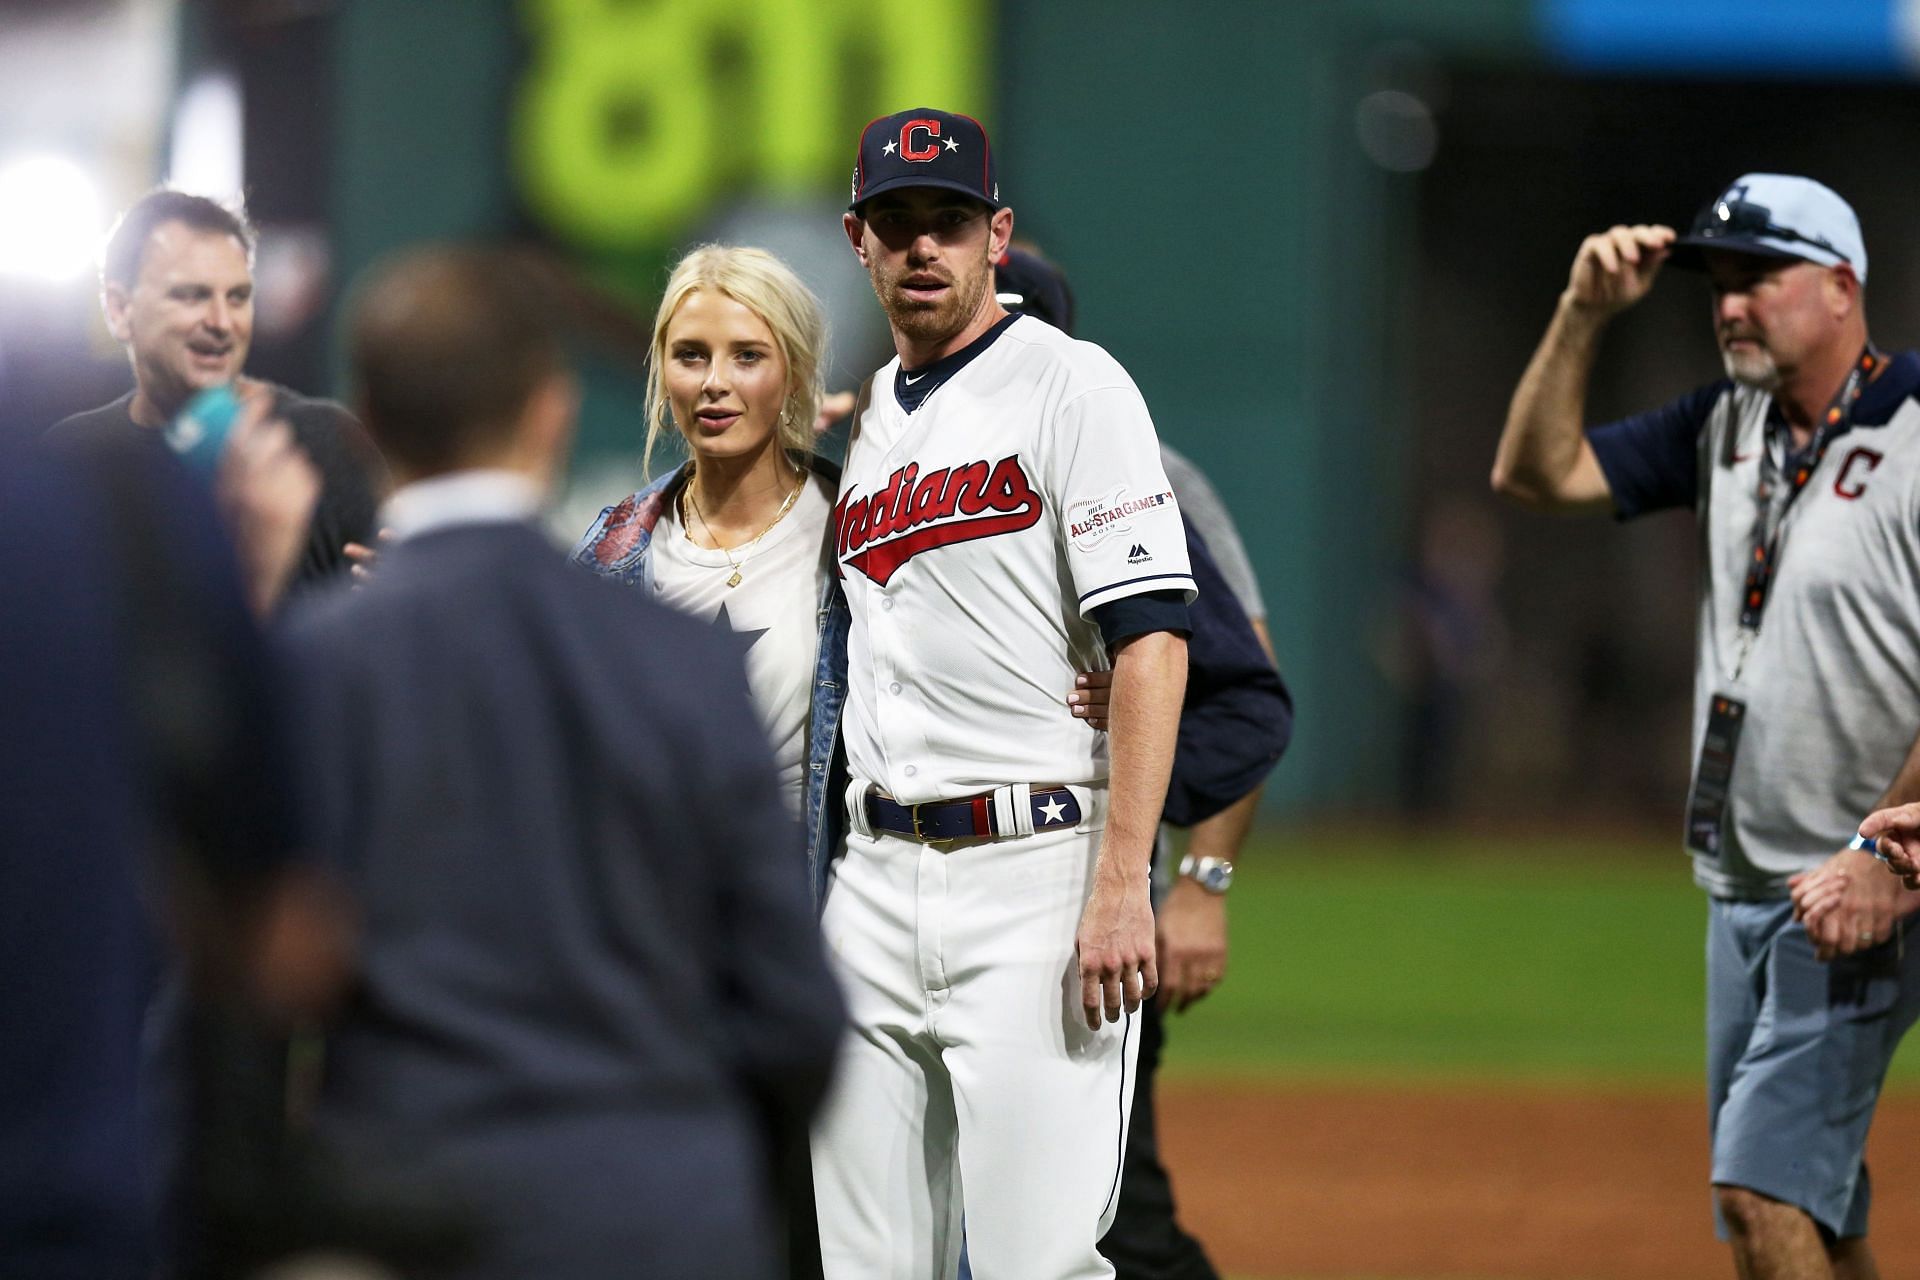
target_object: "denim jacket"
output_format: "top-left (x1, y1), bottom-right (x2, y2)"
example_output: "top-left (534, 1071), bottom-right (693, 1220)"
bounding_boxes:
top-left (569, 456), bottom-right (849, 911)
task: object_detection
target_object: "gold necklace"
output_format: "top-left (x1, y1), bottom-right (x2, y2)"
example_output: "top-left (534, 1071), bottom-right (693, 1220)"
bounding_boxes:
top-left (681, 466), bottom-right (804, 588)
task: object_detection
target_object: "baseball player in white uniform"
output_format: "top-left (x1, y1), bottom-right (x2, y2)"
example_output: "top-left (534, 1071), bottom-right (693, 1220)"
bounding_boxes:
top-left (807, 109), bottom-right (1195, 1280)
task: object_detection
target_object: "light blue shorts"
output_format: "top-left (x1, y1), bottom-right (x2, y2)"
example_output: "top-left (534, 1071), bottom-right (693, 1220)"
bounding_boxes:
top-left (1707, 897), bottom-right (1920, 1239)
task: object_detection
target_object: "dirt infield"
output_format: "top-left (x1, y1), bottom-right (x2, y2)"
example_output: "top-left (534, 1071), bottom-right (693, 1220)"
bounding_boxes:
top-left (1158, 1082), bottom-right (1920, 1279)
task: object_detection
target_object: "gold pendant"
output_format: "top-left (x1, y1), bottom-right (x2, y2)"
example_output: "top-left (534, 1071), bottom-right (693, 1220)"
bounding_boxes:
top-left (726, 570), bottom-right (743, 588)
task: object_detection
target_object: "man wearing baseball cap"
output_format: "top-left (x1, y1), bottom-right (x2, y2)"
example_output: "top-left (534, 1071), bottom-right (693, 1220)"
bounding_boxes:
top-left (809, 109), bottom-right (1196, 1279)
top-left (1493, 174), bottom-right (1920, 1277)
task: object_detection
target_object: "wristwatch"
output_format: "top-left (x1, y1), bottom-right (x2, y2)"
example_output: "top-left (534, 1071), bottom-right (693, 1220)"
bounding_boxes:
top-left (1178, 854), bottom-right (1234, 895)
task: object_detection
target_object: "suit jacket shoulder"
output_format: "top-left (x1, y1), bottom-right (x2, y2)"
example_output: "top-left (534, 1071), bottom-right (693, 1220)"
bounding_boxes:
top-left (283, 521), bottom-right (752, 716)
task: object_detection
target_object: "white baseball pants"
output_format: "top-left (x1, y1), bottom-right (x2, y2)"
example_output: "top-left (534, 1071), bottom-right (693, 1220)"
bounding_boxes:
top-left (810, 817), bottom-right (1138, 1280)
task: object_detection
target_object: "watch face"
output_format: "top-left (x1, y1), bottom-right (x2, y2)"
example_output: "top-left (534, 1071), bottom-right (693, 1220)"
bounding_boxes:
top-left (1180, 855), bottom-right (1232, 893)
top-left (1191, 858), bottom-right (1233, 893)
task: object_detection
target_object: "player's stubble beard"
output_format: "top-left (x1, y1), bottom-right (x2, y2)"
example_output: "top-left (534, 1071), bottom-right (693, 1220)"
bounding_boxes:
top-left (872, 247), bottom-right (993, 349)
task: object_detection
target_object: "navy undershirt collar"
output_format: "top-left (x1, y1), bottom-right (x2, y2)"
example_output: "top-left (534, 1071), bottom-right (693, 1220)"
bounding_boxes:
top-left (894, 313), bottom-right (1022, 414)
top-left (1850, 349), bottom-right (1920, 428)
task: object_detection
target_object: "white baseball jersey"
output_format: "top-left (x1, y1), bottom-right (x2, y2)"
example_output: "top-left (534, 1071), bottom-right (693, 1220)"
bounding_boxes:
top-left (833, 313), bottom-right (1195, 803)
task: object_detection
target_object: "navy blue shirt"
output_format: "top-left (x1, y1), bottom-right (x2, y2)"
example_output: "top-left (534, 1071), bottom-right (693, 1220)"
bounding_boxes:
top-left (0, 444), bottom-right (153, 1280)
top-left (1161, 522), bottom-right (1293, 827)
top-left (0, 438), bottom-right (287, 1279)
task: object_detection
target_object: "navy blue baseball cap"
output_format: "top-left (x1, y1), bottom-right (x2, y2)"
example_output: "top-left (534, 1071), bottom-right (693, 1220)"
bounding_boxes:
top-left (994, 247), bottom-right (1076, 336)
top-left (849, 108), bottom-right (1002, 213)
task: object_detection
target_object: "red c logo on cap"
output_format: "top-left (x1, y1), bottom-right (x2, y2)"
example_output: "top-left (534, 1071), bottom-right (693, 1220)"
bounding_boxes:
top-left (900, 119), bottom-right (942, 162)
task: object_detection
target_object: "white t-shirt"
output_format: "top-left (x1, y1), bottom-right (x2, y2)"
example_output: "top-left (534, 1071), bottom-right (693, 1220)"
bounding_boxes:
top-left (835, 314), bottom-right (1194, 804)
top-left (651, 472), bottom-right (834, 811)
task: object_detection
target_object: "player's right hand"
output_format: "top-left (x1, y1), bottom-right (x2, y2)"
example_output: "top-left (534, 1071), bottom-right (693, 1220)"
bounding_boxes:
top-left (1564, 224), bottom-right (1676, 317)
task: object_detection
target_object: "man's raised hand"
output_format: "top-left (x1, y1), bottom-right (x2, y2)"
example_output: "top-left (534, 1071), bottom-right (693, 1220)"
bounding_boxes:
top-left (1565, 224), bottom-right (1676, 317)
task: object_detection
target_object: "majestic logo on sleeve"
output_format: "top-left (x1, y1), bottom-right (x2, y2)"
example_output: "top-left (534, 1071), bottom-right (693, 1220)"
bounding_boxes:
top-left (1068, 484), bottom-right (1176, 551)
top-left (835, 454), bottom-right (1043, 585)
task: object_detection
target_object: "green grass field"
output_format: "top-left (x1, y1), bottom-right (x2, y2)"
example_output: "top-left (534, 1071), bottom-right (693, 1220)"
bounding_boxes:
top-left (1168, 829), bottom-right (1920, 1090)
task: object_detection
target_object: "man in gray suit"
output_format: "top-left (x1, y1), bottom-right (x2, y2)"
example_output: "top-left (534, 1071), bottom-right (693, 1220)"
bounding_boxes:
top-left (284, 246), bottom-right (844, 1280)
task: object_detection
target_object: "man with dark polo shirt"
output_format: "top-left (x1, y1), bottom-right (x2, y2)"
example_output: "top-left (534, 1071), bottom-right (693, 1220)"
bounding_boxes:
top-left (47, 189), bottom-right (383, 609)
top-left (1493, 174), bottom-right (1920, 1280)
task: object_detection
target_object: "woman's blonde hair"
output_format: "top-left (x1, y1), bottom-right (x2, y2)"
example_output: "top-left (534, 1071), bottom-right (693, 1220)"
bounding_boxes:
top-left (643, 244), bottom-right (828, 477)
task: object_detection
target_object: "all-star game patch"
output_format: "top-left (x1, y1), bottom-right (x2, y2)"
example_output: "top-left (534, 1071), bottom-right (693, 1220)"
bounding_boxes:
top-left (1067, 484), bottom-right (1176, 552)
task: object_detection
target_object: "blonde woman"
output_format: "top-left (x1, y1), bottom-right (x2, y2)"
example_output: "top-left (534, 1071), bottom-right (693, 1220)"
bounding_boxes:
top-left (572, 245), bottom-right (847, 899)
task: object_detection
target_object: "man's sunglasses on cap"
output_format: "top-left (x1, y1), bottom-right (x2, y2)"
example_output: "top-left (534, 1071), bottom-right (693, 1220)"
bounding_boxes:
top-left (1689, 195), bottom-right (1851, 265)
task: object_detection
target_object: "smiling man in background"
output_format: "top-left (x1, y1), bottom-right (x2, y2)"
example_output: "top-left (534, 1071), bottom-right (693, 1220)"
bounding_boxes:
top-left (46, 188), bottom-right (383, 611)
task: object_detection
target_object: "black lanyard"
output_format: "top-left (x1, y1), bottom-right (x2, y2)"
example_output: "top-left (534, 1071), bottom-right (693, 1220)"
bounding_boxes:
top-left (1736, 346), bottom-right (1882, 631)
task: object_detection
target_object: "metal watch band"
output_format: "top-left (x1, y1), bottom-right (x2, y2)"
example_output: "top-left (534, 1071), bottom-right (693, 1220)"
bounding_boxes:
top-left (1178, 853), bottom-right (1234, 895)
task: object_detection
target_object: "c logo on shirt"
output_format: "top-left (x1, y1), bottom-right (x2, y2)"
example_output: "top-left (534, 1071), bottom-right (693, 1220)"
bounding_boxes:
top-left (835, 454), bottom-right (1043, 585)
top-left (1834, 447), bottom-right (1884, 501)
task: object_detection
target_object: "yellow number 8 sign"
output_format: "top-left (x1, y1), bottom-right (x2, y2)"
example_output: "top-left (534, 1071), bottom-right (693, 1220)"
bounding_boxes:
top-left (514, 0), bottom-right (990, 249)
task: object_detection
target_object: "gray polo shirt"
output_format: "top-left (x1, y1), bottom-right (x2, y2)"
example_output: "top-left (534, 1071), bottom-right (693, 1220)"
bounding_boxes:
top-left (1590, 352), bottom-right (1920, 898)
top-left (1161, 444), bottom-right (1265, 622)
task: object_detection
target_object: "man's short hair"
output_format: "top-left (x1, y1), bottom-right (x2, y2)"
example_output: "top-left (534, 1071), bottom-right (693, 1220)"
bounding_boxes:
top-left (347, 245), bottom-right (565, 475)
top-left (101, 189), bottom-right (255, 291)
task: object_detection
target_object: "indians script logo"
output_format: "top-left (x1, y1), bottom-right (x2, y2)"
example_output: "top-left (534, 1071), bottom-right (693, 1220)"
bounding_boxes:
top-left (836, 454), bottom-right (1043, 585)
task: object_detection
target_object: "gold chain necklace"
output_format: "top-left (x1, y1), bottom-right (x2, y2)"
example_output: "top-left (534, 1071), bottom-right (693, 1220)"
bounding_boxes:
top-left (681, 466), bottom-right (804, 588)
